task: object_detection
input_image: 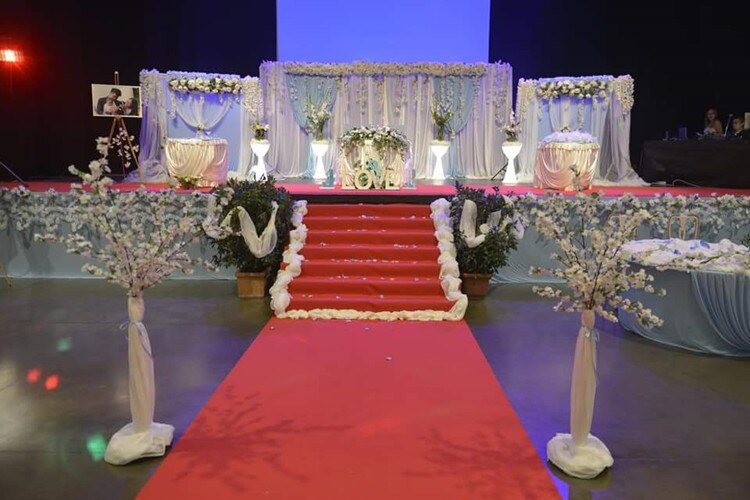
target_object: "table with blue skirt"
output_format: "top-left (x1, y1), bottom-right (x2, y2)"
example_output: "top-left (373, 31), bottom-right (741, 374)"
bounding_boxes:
top-left (619, 266), bottom-right (750, 357)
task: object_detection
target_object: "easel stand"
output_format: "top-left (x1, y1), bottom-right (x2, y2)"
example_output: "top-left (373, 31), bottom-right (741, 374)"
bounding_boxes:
top-left (107, 116), bottom-right (141, 177)
top-left (106, 71), bottom-right (141, 179)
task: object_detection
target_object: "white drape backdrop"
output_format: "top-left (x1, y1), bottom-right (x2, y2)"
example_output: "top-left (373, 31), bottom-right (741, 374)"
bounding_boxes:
top-left (515, 75), bottom-right (643, 185)
top-left (133, 70), bottom-right (263, 182)
top-left (260, 62), bottom-right (512, 179)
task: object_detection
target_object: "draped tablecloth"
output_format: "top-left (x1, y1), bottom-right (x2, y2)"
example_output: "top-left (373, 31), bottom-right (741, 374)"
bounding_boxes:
top-left (165, 137), bottom-right (229, 186)
top-left (619, 267), bottom-right (750, 357)
top-left (338, 141), bottom-right (407, 189)
top-left (534, 142), bottom-right (599, 190)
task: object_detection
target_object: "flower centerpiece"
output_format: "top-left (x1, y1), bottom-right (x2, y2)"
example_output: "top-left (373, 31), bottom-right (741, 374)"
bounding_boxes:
top-left (30, 142), bottom-right (226, 465)
top-left (530, 192), bottom-right (664, 479)
top-left (502, 110), bottom-right (520, 142)
top-left (252, 122), bottom-right (269, 141)
top-left (205, 177), bottom-right (293, 297)
top-left (304, 102), bottom-right (332, 141)
top-left (450, 183), bottom-right (521, 297)
top-left (430, 102), bottom-right (453, 142)
top-left (339, 126), bottom-right (410, 161)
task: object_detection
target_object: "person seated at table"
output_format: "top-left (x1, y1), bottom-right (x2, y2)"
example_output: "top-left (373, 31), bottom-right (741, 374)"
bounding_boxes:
top-left (702, 107), bottom-right (723, 138)
top-left (728, 115), bottom-right (748, 140)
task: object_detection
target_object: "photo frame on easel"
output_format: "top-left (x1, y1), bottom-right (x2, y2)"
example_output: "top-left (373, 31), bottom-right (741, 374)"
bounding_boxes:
top-left (91, 71), bottom-right (142, 177)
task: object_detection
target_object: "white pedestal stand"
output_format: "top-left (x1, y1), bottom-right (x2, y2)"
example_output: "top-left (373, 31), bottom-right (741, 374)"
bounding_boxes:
top-left (311, 140), bottom-right (329, 180)
top-left (249, 139), bottom-right (270, 180)
top-left (501, 141), bottom-right (522, 185)
top-left (430, 141), bottom-right (450, 180)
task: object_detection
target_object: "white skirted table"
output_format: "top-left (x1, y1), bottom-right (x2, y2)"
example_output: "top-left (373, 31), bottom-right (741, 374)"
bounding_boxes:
top-left (534, 132), bottom-right (599, 190)
top-left (165, 137), bottom-right (229, 187)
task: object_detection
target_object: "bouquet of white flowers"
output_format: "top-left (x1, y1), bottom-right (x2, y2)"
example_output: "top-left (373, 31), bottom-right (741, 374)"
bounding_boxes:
top-left (168, 76), bottom-right (242, 95)
top-left (253, 122), bottom-right (270, 141)
top-left (430, 102), bottom-right (453, 141)
top-left (502, 110), bottom-right (520, 142)
top-left (304, 102), bottom-right (332, 141)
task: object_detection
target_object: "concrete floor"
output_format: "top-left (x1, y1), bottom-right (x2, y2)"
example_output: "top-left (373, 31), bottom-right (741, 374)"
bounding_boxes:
top-left (0, 280), bottom-right (748, 499)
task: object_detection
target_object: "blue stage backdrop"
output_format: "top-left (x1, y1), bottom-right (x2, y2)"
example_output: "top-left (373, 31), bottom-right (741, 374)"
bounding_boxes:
top-left (277, 0), bottom-right (490, 62)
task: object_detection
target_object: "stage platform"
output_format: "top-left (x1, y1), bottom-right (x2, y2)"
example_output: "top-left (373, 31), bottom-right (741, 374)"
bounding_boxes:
top-left (3, 180), bottom-right (750, 204)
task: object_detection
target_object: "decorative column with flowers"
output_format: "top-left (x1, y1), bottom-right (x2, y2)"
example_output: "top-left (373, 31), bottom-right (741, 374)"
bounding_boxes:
top-left (305, 102), bottom-right (332, 180)
top-left (501, 110), bottom-right (522, 185)
top-left (530, 193), bottom-right (665, 479)
top-left (250, 122), bottom-right (271, 180)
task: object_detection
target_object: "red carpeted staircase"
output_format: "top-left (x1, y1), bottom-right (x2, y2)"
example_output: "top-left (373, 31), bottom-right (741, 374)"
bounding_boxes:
top-left (285, 203), bottom-right (455, 314)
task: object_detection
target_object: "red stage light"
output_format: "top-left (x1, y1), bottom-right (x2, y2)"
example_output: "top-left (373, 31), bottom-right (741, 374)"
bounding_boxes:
top-left (44, 374), bottom-right (60, 391)
top-left (0, 49), bottom-right (23, 63)
top-left (26, 368), bottom-right (42, 383)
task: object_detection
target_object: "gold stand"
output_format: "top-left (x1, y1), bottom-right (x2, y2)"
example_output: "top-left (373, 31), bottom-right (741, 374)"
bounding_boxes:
top-left (106, 71), bottom-right (141, 178)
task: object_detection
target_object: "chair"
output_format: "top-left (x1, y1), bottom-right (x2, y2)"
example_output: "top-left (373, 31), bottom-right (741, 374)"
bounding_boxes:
top-left (666, 214), bottom-right (700, 239)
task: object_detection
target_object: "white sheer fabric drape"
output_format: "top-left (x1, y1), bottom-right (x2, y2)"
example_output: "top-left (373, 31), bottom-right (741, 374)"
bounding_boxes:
top-left (170, 94), bottom-right (233, 135)
top-left (261, 63), bottom-right (512, 179)
top-left (238, 77), bottom-right (264, 178)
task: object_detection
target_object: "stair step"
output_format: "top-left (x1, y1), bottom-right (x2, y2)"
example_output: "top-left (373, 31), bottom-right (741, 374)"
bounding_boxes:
top-left (303, 215), bottom-right (434, 231)
top-left (288, 294), bottom-right (454, 313)
top-left (297, 260), bottom-right (440, 277)
top-left (308, 203), bottom-right (432, 217)
top-left (301, 243), bottom-right (439, 260)
top-left (305, 229), bottom-right (436, 245)
top-left (289, 276), bottom-right (443, 296)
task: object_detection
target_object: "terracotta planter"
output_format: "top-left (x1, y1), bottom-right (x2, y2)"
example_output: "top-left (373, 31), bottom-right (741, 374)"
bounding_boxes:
top-left (236, 271), bottom-right (267, 298)
top-left (461, 273), bottom-right (492, 298)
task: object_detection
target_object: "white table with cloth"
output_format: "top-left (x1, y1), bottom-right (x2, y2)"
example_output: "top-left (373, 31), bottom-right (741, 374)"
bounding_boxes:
top-left (165, 137), bottom-right (229, 187)
top-left (618, 238), bottom-right (750, 357)
top-left (534, 131), bottom-right (599, 190)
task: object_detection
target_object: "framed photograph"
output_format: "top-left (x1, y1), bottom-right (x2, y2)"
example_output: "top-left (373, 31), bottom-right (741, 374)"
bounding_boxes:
top-left (91, 84), bottom-right (142, 118)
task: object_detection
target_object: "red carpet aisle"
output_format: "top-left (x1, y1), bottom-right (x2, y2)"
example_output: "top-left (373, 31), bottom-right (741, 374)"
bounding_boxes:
top-left (280, 203), bottom-right (461, 318)
top-left (138, 319), bottom-right (559, 499)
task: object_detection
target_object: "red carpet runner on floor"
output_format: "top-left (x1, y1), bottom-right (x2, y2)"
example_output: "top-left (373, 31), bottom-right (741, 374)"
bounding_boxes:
top-left (285, 203), bottom-right (456, 315)
top-left (138, 319), bottom-right (559, 499)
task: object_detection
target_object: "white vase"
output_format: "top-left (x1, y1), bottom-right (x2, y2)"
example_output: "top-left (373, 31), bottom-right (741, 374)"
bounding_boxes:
top-left (501, 141), bottom-right (522, 185)
top-left (249, 139), bottom-right (270, 180)
top-left (430, 141), bottom-right (450, 180)
top-left (311, 140), bottom-right (329, 180)
top-left (547, 309), bottom-right (613, 479)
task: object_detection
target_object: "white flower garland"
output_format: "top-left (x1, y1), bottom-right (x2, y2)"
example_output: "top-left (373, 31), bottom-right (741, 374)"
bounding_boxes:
top-left (168, 74), bottom-right (242, 95)
top-left (430, 198), bottom-right (469, 320)
top-left (270, 201), bottom-right (308, 315)
top-left (277, 61), bottom-right (491, 77)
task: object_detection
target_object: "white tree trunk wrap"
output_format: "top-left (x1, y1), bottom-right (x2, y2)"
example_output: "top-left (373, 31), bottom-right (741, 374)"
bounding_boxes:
top-left (547, 309), bottom-right (614, 479)
top-left (104, 295), bottom-right (174, 465)
top-left (270, 201), bottom-right (308, 314)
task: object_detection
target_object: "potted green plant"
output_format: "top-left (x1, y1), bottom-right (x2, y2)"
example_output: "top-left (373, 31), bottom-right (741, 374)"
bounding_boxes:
top-left (450, 183), bottom-right (519, 298)
top-left (208, 177), bottom-right (293, 297)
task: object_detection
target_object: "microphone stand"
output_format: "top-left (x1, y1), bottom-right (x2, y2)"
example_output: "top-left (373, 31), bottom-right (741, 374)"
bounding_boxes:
top-left (0, 159), bottom-right (28, 187)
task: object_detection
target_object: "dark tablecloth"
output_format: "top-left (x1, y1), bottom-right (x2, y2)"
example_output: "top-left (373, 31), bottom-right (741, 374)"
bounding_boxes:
top-left (639, 140), bottom-right (750, 188)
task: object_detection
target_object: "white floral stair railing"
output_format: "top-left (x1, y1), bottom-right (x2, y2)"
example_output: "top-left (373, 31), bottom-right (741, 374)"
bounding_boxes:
top-left (270, 200), bottom-right (309, 314)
